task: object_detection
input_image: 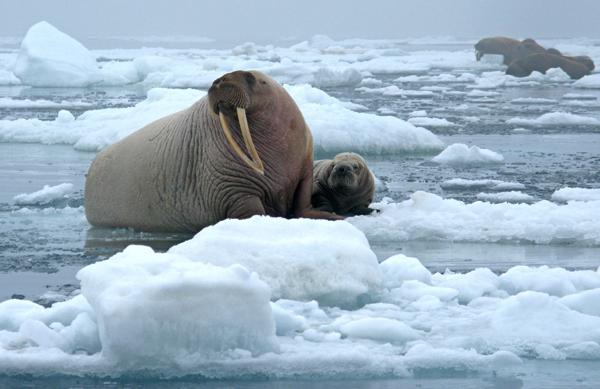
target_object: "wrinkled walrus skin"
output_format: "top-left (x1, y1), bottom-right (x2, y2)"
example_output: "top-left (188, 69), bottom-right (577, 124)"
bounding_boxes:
top-left (85, 70), bottom-right (341, 232)
top-left (312, 152), bottom-right (375, 216)
top-left (506, 53), bottom-right (591, 80)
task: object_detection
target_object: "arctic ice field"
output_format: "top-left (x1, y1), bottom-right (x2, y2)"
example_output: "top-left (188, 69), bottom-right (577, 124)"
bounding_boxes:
top-left (1, 21), bottom-right (600, 388)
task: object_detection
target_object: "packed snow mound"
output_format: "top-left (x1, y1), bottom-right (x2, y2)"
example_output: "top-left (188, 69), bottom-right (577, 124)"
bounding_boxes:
top-left (441, 178), bottom-right (525, 191)
top-left (432, 143), bottom-right (504, 165)
top-left (476, 191), bottom-right (534, 203)
top-left (339, 317), bottom-right (422, 344)
top-left (350, 191), bottom-right (600, 245)
top-left (574, 74), bottom-right (600, 89)
top-left (552, 187), bottom-right (600, 202)
top-left (0, 88), bottom-right (204, 151)
top-left (170, 216), bottom-right (382, 307)
top-left (0, 85), bottom-right (443, 154)
top-left (13, 21), bottom-right (100, 87)
top-left (380, 254), bottom-right (432, 287)
top-left (286, 84), bottom-right (444, 154)
top-left (507, 112), bottom-right (600, 126)
top-left (13, 183), bottom-right (74, 205)
top-left (77, 245), bottom-right (278, 363)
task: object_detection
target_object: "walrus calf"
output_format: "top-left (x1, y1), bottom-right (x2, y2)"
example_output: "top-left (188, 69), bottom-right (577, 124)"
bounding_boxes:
top-left (312, 152), bottom-right (376, 216)
top-left (85, 70), bottom-right (341, 232)
top-left (506, 53), bottom-right (591, 79)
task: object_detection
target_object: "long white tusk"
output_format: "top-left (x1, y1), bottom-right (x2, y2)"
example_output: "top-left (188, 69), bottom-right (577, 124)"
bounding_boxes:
top-left (218, 109), bottom-right (265, 175)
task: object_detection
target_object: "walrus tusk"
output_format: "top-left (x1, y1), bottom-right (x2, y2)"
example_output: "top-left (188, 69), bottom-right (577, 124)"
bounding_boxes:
top-left (219, 108), bottom-right (265, 175)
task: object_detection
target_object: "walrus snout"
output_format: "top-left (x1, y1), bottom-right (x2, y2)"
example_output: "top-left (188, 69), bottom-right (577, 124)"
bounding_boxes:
top-left (209, 71), bottom-right (256, 115)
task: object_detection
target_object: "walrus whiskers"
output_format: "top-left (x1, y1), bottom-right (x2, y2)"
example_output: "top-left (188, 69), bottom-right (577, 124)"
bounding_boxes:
top-left (218, 108), bottom-right (265, 175)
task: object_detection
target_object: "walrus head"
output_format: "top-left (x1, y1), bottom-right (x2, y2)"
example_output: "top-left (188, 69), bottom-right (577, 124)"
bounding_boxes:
top-left (327, 153), bottom-right (367, 191)
top-left (208, 70), bottom-right (267, 175)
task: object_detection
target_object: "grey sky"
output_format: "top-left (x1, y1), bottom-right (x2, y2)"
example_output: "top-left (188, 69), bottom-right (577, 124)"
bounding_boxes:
top-left (1, 0), bottom-right (598, 46)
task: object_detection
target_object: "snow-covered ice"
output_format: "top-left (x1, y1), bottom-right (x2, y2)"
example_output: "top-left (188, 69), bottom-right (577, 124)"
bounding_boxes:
top-left (13, 183), bottom-right (74, 205)
top-left (476, 191), bottom-right (534, 203)
top-left (507, 112), bottom-right (600, 127)
top-left (551, 187), bottom-right (600, 202)
top-left (432, 144), bottom-right (504, 165)
top-left (441, 178), bottom-right (525, 191)
top-left (350, 191), bottom-right (600, 245)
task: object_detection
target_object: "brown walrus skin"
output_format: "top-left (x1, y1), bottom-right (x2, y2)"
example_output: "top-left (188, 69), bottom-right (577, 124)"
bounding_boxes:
top-left (474, 37), bottom-right (521, 65)
top-left (85, 70), bottom-right (342, 232)
top-left (546, 48), bottom-right (595, 72)
top-left (312, 152), bottom-right (376, 216)
top-left (506, 53), bottom-right (591, 79)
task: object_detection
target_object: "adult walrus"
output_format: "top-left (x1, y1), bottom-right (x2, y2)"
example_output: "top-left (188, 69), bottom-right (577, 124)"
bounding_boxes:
top-left (506, 53), bottom-right (591, 79)
top-left (312, 152), bottom-right (376, 216)
top-left (474, 37), bottom-right (521, 64)
top-left (546, 48), bottom-right (595, 72)
top-left (85, 70), bottom-right (341, 232)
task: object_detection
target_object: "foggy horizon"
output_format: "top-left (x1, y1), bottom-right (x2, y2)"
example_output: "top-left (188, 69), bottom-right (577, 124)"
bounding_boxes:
top-left (1, 0), bottom-right (599, 47)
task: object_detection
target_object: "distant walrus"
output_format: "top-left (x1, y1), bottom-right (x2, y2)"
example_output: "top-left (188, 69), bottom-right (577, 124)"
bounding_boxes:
top-left (85, 70), bottom-right (341, 232)
top-left (312, 152), bottom-right (376, 216)
top-left (546, 48), bottom-right (595, 72)
top-left (506, 53), bottom-right (591, 79)
top-left (474, 37), bottom-right (521, 64)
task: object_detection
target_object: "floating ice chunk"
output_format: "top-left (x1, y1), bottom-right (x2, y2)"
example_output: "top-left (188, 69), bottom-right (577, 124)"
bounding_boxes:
top-left (491, 291), bottom-right (600, 347)
top-left (77, 245), bottom-right (278, 362)
top-left (408, 110), bottom-right (427, 117)
top-left (551, 187), bottom-right (600, 202)
top-left (0, 97), bottom-right (92, 108)
top-left (441, 178), bottom-right (525, 191)
top-left (271, 302), bottom-right (307, 335)
top-left (510, 97), bottom-right (557, 105)
top-left (14, 22), bottom-right (100, 87)
top-left (388, 280), bottom-right (458, 302)
top-left (559, 289), bottom-right (600, 317)
top-left (574, 74), bottom-right (600, 89)
top-left (507, 112), bottom-right (600, 126)
top-left (356, 86), bottom-right (434, 98)
top-left (476, 191), bottom-right (534, 203)
top-left (0, 69), bottom-right (22, 85)
top-left (349, 191), bottom-right (600, 245)
top-left (339, 317), bottom-right (422, 343)
top-left (407, 116), bottom-right (456, 127)
top-left (379, 254), bottom-right (432, 288)
top-left (287, 84), bottom-right (444, 154)
top-left (432, 268), bottom-right (499, 303)
top-left (466, 89), bottom-right (500, 98)
top-left (312, 68), bottom-right (362, 87)
top-left (170, 216), bottom-right (382, 307)
top-left (432, 143), bottom-right (504, 165)
top-left (498, 265), bottom-right (600, 297)
top-left (13, 183), bottom-right (74, 205)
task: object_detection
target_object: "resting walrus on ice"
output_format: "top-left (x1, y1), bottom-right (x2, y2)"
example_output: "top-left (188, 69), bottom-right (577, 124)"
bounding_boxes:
top-left (312, 152), bottom-right (376, 216)
top-left (85, 70), bottom-right (341, 232)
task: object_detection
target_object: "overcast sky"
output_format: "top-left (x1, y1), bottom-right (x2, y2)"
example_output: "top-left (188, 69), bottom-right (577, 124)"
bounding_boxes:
top-left (1, 0), bottom-right (598, 46)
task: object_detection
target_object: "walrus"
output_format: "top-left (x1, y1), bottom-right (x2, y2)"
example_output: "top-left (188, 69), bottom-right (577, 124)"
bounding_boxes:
top-left (474, 37), bottom-right (522, 64)
top-left (546, 48), bottom-right (595, 72)
top-left (312, 152), bottom-right (376, 216)
top-left (506, 53), bottom-right (591, 79)
top-left (85, 70), bottom-right (341, 232)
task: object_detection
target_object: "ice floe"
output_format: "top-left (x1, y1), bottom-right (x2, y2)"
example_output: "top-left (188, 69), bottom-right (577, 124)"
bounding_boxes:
top-left (551, 187), bottom-right (600, 202)
top-left (13, 183), bottom-right (74, 205)
top-left (441, 178), bottom-right (525, 191)
top-left (507, 112), bottom-right (600, 126)
top-left (432, 143), bottom-right (504, 165)
top-left (350, 191), bottom-right (600, 245)
top-left (476, 191), bottom-right (534, 203)
top-left (574, 74), bottom-right (600, 89)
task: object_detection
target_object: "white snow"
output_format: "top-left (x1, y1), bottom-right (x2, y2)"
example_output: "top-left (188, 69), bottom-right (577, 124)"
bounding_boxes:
top-left (476, 191), bottom-right (534, 203)
top-left (574, 74), bottom-right (600, 89)
top-left (13, 183), bottom-right (74, 205)
top-left (380, 254), bottom-right (432, 288)
top-left (507, 112), bottom-right (600, 126)
top-left (350, 191), bottom-right (600, 245)
top-left (169, 216), bottom-right (382, 307)
top-left (77, 245), bottom-right (278, 363)
top-left (551, 187), bottom-right (600, 202)
top-left (432, 143), bottom-right (504, 165)
top-left (0, 84), bottom-right (443, 154)
top-left (13, 22), bottom-right (100, 87)
top-left (407, 116), bottom-right (456, 127)
top-left (339, 317), bottom-right (422, 344)
top-left (441, 178), bottom-right (525, 191)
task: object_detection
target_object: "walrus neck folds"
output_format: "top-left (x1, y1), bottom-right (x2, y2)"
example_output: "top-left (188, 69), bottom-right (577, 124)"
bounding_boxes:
top-left (218, 107), bottom-right (265, 175)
